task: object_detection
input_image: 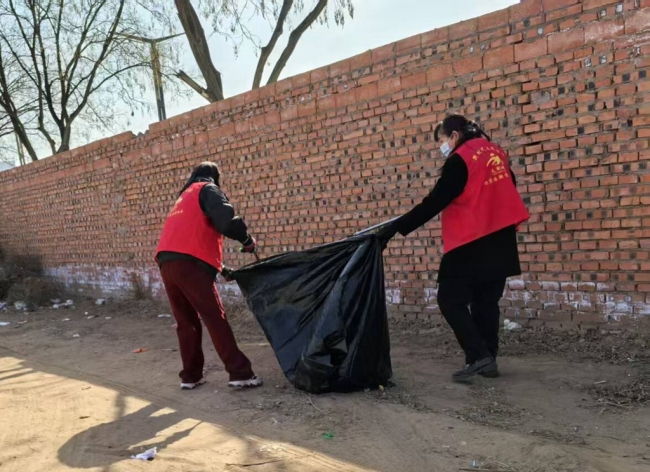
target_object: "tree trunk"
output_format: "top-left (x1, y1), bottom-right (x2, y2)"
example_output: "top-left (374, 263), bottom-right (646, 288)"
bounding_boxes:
top-left (56, 119), bottom-right (71, 154)
top-left (174, 0), bottom-right (224, 102)
top-left (12, 120), bottom-right (39, 162)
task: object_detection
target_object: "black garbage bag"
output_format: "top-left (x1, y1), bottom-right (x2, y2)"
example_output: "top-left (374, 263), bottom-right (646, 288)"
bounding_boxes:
top-left (232, 234), bottom-right (392, 394)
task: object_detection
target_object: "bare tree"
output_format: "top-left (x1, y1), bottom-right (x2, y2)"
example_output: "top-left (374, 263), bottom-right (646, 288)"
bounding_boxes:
top-left (172, 0), bottom-right (354, 102)
top-left (0, 115), bottom-right (17, 165)
top-left (0, 0), bottom-right (182, 161)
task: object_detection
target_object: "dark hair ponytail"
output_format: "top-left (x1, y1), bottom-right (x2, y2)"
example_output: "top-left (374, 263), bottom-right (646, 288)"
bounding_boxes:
top-left (179, 161), bottom-right (221, 196)
top-left (437, 114), bottom-right (491, 152)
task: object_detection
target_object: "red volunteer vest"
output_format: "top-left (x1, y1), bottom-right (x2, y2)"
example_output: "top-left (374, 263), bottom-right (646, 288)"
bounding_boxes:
top-left (155, 182), bottom-right (224, 269)
top-left (441, 138), bottom-right (529, 254)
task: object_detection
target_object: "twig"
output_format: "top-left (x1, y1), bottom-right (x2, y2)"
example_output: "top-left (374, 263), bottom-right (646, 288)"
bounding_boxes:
top-left (494, 460), bottom-right (518, 471)
top-left (226, 455), bottom-right (313, 468)
top-left (308, 396), bottom-right (324, 412)
top-left (226, 458), bottom-right (286, 467)
top-left (459, 469), bottom-right (511, 472)
top-left (597, 399), bottom-right (632, 409)
top-left (494, 459), bottom-right (518, 470)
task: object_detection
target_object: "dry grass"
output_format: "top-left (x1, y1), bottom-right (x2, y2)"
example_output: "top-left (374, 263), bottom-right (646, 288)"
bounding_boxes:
top-left (5, 277), bottom-right (62, 307)
top-left (589, 374), bottom-right (649, 411)
top-left (0, 250), bottom-right (62, 306)
top-left (130, 272), bottom-right (152, 300)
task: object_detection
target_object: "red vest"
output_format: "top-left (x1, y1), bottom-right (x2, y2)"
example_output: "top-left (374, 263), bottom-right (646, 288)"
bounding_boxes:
top-left (155, 182), bottom-right (224, 269)
top-left (441, 138), bottom-right (529, 254)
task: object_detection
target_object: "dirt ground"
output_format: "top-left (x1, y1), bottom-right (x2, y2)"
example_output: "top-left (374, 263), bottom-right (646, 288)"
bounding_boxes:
top-left (0, 297), bottom-right (648, 472)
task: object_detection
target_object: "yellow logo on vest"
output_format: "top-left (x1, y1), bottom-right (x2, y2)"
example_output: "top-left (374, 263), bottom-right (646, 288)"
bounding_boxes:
top-left (487, 154), bottom-right (503, 167)
top-left (484, 153), bottom-right (508, 186)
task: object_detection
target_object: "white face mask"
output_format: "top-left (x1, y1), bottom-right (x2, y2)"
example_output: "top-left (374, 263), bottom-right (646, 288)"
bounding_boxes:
top-left (440, 141), bottom-right (452, 158)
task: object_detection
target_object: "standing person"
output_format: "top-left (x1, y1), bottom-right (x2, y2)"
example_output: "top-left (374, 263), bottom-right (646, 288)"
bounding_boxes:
top-left (155, 162), bottom-right (263, 390)
top-left (379, 114), bottom-right (529, 382)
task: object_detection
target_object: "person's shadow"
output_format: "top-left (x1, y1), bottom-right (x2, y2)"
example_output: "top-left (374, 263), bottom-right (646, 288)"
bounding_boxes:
top-left (58, 394), bottom-right (199, 469)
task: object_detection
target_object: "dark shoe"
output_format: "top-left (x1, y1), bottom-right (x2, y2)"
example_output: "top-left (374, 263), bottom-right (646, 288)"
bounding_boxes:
top-left (452, 357), bottom-right (497, 383)
top-left (478, 365), bottom-right (500, 378)
top-left (479, 355), bottom-right (499, 377)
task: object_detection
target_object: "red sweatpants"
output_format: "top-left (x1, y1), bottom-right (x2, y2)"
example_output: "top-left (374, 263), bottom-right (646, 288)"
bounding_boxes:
top-left (160, 259), bottom-right (254, 383)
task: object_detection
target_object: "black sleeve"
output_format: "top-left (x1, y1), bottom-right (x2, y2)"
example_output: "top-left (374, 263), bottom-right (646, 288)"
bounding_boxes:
top-left (393, 154), bottom-right (469, 237)
top-left (198, 184), bottom-right (250, 244)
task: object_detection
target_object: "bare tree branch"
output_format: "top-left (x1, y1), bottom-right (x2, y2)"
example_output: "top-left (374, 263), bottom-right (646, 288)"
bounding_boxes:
top-left (89, 62), bottom-right (150, 95)
top-left (68, 1), bottom-right (125, 122)
top-left (176, 70), bottom-right (213, 101)
top-left (64, 0), bottom-right (108, 94)
top-left (266, 0), bottom-right (328, 85)
top-left (51, 0), bottom-right (66, 107)
top-left (7, 0), bottom-right (58, 154)
top-left (33, 1), bottom-right (63, 154)
top-left (252, 0), bottom-right (293, 89)
top-left (0, 45), bottom-right (39, 161)
top-left (175, 0), bottom-right (224, 102)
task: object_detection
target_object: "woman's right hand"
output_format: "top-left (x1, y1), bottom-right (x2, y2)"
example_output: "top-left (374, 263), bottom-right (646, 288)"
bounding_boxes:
top-left (221, 266), bottom-right (235, 282)
top-left (376, 223), bottom-right (399, 250)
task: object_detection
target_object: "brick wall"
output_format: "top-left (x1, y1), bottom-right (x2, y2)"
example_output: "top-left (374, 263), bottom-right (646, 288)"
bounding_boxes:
top-left (1, 0), bottom-right (649, 326)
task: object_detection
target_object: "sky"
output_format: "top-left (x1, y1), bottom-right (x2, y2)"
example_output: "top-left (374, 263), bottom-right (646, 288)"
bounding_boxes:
top-left (129, 0), bottom-right (519, 134)
top-left (3, 0), bottom-right (520, 165)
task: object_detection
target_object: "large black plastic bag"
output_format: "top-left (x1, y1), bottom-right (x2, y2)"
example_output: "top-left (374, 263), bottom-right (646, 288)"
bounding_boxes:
top-left (232, 234), bottom-right (392, 393)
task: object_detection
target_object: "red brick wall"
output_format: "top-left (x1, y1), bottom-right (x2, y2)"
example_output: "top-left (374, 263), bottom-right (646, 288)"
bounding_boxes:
top-left (1, 0), bottom-right (649, 326)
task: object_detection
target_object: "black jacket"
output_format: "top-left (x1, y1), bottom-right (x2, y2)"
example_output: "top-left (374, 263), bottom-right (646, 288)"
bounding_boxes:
top-left (157, 178), bottom-right (251, 276)
top-left (393, 153), bottom-right (521, 282)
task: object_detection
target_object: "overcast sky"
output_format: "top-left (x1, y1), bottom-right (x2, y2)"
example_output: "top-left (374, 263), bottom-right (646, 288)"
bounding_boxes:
top-left (129, 0), bottom-right (519, 134)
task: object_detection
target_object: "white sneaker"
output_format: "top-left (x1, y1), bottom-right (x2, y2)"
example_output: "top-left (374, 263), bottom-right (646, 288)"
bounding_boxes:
top-left (180, 377), bottom-right (207, 390)
top-left (228, 375), bottom-right (263, 388)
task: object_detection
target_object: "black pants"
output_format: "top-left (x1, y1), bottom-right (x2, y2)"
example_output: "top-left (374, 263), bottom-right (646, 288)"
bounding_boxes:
top-left (437, 278), bottom-right (506, 365)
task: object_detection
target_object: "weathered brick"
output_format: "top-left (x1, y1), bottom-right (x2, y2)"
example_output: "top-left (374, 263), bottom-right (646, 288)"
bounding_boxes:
top-left (626, 8), bottom-right (650, 35)
top-left (548, 28), bottom-right (585, 53)
top-left (426, 62), bottom-right (454, 83)
top-left (583, 0), bottom-right (621, 10)
top-left (484, 45), bottom-right (515, 69)
top-left (401, 72), bottom-right (427, 90)
top-left (542, 0), bottom-right (581, 11)
top-left (515, 39), bottom-right (548, 62)
top-left (449, 18), bottom-right (478, 40)
top-left (478, 8), bottom-right (510, 32)
top-left (372, 43), bottom-right (395, 63)
top-left (453, 55), bottom-right (484, 75)
top-left (585, 18), bottom-right (625, 42)
top-left (421, 27), bottom-right (449, 47)
top-left (510, 0), bottom-right (543, 21)
top-left (354, 83), bottom-right (379, 102)
top-left (377, 77), bottom-right (402, 97)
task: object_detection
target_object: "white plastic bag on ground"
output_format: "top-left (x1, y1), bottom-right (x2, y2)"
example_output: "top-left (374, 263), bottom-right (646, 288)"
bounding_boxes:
top-left (131, 447), bottom-right (157, 461)
top-left (503, 319), bottom-right (522, 331)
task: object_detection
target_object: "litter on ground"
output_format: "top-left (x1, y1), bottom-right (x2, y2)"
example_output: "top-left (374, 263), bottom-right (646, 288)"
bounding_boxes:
top-left (130, 447), bottom-right (157, 461)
